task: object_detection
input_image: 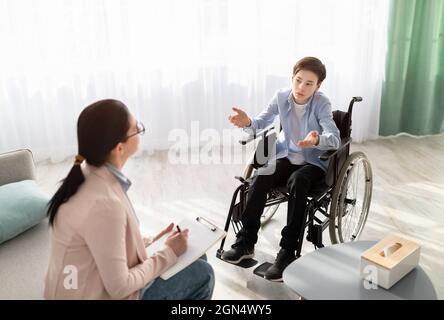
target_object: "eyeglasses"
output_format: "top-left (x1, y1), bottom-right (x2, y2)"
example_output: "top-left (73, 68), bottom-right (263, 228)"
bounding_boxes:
top-left (126, 121), bottom-right (146, 139)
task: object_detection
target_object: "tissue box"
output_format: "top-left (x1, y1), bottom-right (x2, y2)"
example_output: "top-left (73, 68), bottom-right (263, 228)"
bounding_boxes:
top-left (360, 235), bottom-right (420, 289)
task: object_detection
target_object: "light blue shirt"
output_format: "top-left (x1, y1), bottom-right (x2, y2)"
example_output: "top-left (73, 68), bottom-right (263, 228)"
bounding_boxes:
top-left (244, 88), bottom-right (341, 171)
top-left (105, 163), bottom-right (132, 193)
top-left (104, 162), bottom-right (138, 224)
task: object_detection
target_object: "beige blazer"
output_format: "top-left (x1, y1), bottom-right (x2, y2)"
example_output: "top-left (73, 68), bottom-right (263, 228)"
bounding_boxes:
top-left (44, 164), bottom-right (177, 300)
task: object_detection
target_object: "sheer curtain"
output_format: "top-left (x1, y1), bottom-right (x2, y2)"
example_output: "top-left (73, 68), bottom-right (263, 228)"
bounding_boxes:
top-left (0, 0), bottom-right (389, 162)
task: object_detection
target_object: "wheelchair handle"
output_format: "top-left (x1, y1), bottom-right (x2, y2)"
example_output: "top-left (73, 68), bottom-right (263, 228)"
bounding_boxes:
top-left (234, 176), bottom-right (249, 184)
top-left (348, 96), bottom-right (363, 115)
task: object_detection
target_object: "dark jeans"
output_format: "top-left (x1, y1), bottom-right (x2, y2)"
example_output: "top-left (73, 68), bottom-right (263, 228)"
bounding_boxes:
top-left (237, 158), bottom-right (325, 251)
top-left (141, 255), bottom-right (214, 300)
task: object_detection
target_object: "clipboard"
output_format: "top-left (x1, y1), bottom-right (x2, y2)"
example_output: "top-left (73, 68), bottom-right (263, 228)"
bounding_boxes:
top-left (146, 216), bottom-right (226, 280)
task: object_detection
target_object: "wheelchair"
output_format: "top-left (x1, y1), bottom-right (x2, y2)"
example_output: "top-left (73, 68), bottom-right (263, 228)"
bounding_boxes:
top-left (216, 97), bottom-right (373, 277)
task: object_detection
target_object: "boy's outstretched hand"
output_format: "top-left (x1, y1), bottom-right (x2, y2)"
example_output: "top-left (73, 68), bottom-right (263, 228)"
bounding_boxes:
top-left (228, 107), bottom-right (251, 128)
top-left (297, 130), bottom-right (320, 148)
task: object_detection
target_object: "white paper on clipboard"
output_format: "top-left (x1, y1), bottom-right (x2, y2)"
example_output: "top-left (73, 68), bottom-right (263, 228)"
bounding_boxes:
top-left (146, 216), bottom-right (226, 280)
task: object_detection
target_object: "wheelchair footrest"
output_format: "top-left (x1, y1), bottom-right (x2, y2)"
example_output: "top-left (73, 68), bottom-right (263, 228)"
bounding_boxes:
top-left (253, 262), bottom-right (273, 278)
top-left (234, 258), bottom-right (259, 268)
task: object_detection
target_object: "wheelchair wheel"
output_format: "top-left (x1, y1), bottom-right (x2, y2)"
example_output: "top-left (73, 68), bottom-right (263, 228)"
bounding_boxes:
top-left (243, 164), bottom-right (280, 227)
top-left (260, 204), bottom-right (280, 226)
top-left (329, 151), bottom-right (372, 244)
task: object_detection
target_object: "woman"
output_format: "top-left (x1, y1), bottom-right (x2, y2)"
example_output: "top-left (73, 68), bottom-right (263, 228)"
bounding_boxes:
top-left (44, 99), bottom-right (215, 300)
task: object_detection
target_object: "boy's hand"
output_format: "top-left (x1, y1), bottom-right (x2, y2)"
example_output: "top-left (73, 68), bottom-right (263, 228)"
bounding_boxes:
top-left (297, 131), bottom-right (320, 148)
top-left (228, 107), bottom-right (251, 128)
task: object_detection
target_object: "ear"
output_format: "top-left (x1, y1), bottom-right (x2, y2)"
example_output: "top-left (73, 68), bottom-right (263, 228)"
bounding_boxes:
top-left (315, 82), bottom-right (322, 91)
top-left (110, 142), bottom-right (125, 157)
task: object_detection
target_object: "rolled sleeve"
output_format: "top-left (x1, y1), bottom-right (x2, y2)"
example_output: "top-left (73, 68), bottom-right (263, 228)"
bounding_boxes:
top-left (315, 101), bottom-right (340, 150)
top-left (243, 91), bottom-right (279, 134)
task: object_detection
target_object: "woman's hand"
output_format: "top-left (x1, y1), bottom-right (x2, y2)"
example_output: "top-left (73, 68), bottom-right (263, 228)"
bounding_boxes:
top-left (228, 107), bottom-right (251, 128)
top-left (143, 237), bottom-right (153, 247)
top-left (165, 228), bottom-right (189, 257)
top-left (297, 130), bottom-right (320, 148)
top-left (144, 223), bottom-right (175, 247)
top-left (153, 223), bottom-right (175, 242)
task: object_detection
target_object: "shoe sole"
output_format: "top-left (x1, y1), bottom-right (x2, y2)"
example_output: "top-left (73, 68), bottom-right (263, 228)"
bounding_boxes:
top-left (222, 253), bottom-right (254, 264)
top-left (265, 263), bottom-right (295, 282)
top-left (265, 276), bottom-right (283, 282)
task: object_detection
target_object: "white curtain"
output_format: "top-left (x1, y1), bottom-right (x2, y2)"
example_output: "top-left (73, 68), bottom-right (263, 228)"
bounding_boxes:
top-left (0, 0), bottom-right (389, 162)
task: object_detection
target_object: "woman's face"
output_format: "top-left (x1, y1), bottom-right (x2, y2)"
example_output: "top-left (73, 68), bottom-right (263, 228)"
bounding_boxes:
top-left (123, 114), bottom-right (141, 157)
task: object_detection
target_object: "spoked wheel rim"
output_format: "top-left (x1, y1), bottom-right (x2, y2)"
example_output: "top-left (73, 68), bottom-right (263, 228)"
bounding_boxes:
top-left (244, 164), bottom-right (281, 227)
top-left (261, 204), bottom-right (280, 226)
top-left (330, 152), bottom-right (372, 244)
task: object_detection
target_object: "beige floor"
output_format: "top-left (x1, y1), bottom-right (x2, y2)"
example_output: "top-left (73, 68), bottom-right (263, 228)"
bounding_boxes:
top-left (0, 133), bottom-right (443, 299)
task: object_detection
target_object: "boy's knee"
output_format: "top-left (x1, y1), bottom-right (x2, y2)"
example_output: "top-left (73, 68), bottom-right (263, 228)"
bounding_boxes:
top-left (287, 173), bottom-right (309, 193)
top-left (252, 174), bottom-right (275, 191)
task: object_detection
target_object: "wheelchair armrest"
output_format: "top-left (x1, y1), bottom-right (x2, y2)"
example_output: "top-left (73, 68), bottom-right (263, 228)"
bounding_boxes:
top-left (318, 138), bottom-right (351, 161)
top-left (239, 126), bottom-right (275, 145)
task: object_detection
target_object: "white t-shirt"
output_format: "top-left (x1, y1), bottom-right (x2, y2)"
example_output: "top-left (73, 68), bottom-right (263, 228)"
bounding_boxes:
top-left (287, 99), bottom-right (306, 165)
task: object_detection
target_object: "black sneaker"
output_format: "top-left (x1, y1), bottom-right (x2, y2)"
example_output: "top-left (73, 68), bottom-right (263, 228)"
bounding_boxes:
top-left (264, 248), bottom-right (296, 282)
top-left (221, 239), bottom-right (254, 264)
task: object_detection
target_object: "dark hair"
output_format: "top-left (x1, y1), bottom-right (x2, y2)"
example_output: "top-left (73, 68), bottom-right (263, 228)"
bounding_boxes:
top-left (292, 57), bottom-right (326, 84)
top-left (47, 99), bottom-right (131, 226)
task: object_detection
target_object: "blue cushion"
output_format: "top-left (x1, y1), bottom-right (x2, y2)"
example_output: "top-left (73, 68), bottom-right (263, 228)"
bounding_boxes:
top-left (0, 180), bottom-right (49, 244)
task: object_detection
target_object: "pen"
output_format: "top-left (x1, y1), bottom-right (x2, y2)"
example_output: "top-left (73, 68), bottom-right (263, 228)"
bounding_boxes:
top-left (176, 225), bottom-right (181, 232)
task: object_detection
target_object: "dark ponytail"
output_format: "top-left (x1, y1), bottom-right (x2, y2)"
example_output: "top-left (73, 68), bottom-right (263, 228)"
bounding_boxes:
top-left (47, 99), bottom-right (130, 226)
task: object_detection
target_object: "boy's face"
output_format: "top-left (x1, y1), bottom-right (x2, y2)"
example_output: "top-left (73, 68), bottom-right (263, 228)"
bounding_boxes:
top-left (291, 69), bottom-right (321, 105)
